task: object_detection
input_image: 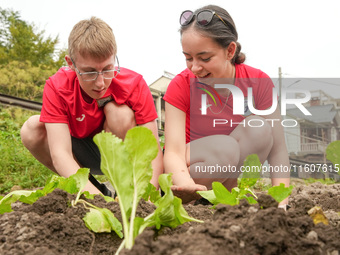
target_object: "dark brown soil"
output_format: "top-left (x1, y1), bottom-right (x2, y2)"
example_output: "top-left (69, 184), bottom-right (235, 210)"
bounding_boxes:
top-left (0, 182), bottom-right (339, 255)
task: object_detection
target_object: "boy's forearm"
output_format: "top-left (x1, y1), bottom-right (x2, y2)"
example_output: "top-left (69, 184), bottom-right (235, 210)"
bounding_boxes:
top-left (53, 155), bottom-right (101, 194)
top-left (52, 152), bottom-right (81, 177)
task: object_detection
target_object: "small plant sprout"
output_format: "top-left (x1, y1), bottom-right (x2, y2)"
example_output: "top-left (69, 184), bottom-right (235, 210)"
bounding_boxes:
top-left (326, 140), bottom-right (340, 175)
top-left (197, 154), bottom-right (293, 206)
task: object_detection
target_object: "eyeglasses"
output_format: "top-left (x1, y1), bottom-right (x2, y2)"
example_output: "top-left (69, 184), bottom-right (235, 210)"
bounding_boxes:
top-left (71, 56), bottom-right (120, 81)
top-left (180, 10), bottom-right (234, 33)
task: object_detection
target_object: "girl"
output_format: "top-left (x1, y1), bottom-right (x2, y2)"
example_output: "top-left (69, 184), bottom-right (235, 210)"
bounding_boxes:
top-left (163, 5), bottom-right (290, 208)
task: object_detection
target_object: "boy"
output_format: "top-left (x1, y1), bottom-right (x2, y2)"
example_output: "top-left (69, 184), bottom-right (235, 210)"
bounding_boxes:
top-left (20, 17), bottom-right (163, 195)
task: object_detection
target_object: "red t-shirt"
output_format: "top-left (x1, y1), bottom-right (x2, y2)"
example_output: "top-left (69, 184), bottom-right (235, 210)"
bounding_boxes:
top-left (163, 64), bottom-right (274, 143)
top-left (40, 67), bottom-right (157, 138)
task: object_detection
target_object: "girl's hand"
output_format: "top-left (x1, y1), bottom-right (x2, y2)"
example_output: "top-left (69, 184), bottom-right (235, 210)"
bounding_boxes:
top-left (171, 184), bottom-right (207, 204)
top-left (278, 197), bottom-right (290, 211)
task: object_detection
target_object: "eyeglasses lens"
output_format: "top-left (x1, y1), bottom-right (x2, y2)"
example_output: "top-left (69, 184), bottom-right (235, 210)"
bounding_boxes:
top-left (180, 11), bottom-right (193, 26)
top-left (197, 11), bottom-right (214, 26)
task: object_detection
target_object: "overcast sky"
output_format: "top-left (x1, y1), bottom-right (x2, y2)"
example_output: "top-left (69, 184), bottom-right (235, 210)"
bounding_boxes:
top-left (2, 0), bottom-right (340, 95)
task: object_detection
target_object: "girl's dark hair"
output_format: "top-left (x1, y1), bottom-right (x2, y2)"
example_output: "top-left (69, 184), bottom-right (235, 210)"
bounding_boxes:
top-left (180, 5), bottom-right (245, 65)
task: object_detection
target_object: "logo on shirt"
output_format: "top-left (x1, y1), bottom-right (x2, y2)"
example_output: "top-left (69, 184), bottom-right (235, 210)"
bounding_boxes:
top-left (197, 82), bottom-right (223, 115)
top-left (197, 82), bottom-right (222, 107)
top-left (76, 114), bottom-right (85, 122)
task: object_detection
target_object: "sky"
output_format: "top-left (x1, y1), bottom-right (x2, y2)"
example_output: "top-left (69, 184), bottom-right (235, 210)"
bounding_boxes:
top-left (1, 0), bottom-right (340, 96)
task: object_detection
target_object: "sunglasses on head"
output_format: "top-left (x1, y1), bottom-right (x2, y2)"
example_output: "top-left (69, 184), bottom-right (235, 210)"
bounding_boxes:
top-left (180, 9), bottom-right (236, 34)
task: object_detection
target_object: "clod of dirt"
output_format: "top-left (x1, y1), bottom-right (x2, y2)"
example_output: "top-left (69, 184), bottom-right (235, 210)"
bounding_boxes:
top-left (18, 188), bottom-right (70, 215)
top-left (257, 193), bottom-right (278, 209)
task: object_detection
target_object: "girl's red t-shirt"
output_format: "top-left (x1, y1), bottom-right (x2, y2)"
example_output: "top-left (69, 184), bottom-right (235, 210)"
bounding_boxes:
top-left (163, 64), bottom-right (274, 143)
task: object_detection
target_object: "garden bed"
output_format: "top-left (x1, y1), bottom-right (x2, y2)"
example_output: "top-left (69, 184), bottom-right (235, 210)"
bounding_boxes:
top-left (0, 182), bottom-right (339, 255)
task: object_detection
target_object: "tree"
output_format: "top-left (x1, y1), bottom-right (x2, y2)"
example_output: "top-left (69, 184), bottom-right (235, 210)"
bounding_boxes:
top-left (0, 60), bottom-right (57, 101)
top-left (0, 8), bottom-right (66, 100)
top-left (0, 8), bottom-right (65, 68)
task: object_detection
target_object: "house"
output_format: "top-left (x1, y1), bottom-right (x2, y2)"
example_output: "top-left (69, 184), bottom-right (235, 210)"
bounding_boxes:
top-left (284, 90), bottom-right (340, 180)
top-left (149, 71), bottom-right (175, 136)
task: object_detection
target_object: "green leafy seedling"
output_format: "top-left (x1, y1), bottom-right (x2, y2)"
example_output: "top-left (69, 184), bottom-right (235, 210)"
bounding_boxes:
top-left (198, 154), bottom-right (292, 207)
top-left (0, 168), bottom-right (123, 238)
top-left (198, 154), bottom-right (260, 206)
top-left (326, 140), bottom-right (340, 175)
top-left (267, 183), bottom-right (293, 203)
top-left (0, 168), bottom-right (91, 214)
top-left (94, 127), bottom-right (202, 254)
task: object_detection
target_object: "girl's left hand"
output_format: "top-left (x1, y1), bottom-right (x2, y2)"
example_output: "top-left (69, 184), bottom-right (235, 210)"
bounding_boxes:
top-left (171, 184), bottom-right (207, 204)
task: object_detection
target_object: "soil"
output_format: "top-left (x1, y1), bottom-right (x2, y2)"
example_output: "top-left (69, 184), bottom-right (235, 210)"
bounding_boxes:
top-left (0, 182), bottom-right (339, 255)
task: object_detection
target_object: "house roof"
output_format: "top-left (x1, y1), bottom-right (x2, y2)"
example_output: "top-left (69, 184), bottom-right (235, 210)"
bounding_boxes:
top-left (287, 104), bottom-right (337, 123)
top-left (149, 71), bottom-right (175, 94)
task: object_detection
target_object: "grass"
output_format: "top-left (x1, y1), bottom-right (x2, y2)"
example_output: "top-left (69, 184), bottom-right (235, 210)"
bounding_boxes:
top-left (0, 106), bottom-right (54, 194)
top-left (0, 105), bottom-right (109, 194)
top-left (303, 178), bottom-right (338, 185)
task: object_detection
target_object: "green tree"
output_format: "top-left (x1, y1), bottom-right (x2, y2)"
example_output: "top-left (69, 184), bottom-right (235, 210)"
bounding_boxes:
top-left (0, 8), bottom-right (65, 68)
top-left (0, 8), bottom-right (67, 100)
top-left (0, 60), bottom-right (57, 101)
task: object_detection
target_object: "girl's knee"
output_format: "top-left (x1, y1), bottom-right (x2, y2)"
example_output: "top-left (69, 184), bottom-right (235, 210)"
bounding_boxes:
top-left (215, 136), bottom-right (240, 164)
top-left (200, 135), bottom-right (240, 166)
top-left (243, 116), bottom-right (273, 144)
top-left (190, 136), bottom-right (241, 184)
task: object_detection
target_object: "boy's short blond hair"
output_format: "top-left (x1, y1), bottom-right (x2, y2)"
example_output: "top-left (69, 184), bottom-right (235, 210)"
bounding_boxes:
top-left (68, 17), bottom-right (117, 61)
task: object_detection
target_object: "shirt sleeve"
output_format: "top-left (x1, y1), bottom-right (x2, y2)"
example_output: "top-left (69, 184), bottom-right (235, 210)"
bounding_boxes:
top-left (40, 79), bottom-right (69, 124)
top-left (127, 76), bottom-right (158, 125)
top-left (163, 72), bottom-right (190, 113)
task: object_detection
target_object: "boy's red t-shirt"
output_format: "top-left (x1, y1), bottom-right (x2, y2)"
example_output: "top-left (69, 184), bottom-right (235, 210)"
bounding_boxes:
top-left (40, 66), bottom-right (157, 138)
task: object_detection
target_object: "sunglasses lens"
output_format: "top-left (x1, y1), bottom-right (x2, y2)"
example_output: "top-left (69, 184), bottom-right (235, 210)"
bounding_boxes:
top-left (197, 11), bottom-right (214, 26)
top-left (180, 11), bottom-right (193, 26)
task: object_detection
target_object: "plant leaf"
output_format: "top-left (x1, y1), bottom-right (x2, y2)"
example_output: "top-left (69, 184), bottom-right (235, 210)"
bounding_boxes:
top-left (0, 190), bottom-right (38, 214)
top-left (308, 206), bottom-right (329, 225)
top-left (267, 183), bottom-right (293, 203)
top-left (93, 127), bottom-right (159, 249)
top-left (100, 208), bottom-right (124, 238)
top-left (238, 154), bottom-right (261, 189)
top-left (83, 207), bottom-right (123, 237)
top-left (18, 189), bottom-right (46, 204)
top-left (124, 127), bottom-right (158, 243)
top-left (0, 203), bottom-right (12, 214)
top-left (143, 174), bottom-right (203, 232)
top-left (197, 189), bottom-right (218, 205)
top-left (133, 217), bottom-right (145, 240)
top-left (213, 182), bottom-right (238, 206)
top-left (83, 208), bottom-right (112, 233)
top-left (244, 196), bottom-right (258, 204)
top-left (0, 168), bottom-right (91, 214)
top-left (59, 168), bottom-right (89, 194)
top-left (326, 141), bottom-right (340, 175)
top-left (142, 183), bottom-right (161, 203)
top-left (93, 131), bottom-right (134, 228)
top-left (124, 127), bottom-right (158, 201)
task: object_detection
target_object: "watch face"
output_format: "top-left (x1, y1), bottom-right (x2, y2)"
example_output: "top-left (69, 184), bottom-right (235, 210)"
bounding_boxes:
top-left (96, 95), bottom-right (113, 107)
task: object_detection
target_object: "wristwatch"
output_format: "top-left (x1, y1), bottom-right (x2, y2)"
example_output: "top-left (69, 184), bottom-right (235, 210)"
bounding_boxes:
top-left (278, 204), bottom-right (291, 211)
top-left (96, 95), bottom-right (114, 107)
